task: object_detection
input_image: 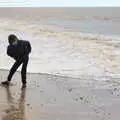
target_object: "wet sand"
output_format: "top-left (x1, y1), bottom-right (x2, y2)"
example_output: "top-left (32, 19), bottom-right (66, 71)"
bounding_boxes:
top-left (0, 69), bottom-right (120, 120)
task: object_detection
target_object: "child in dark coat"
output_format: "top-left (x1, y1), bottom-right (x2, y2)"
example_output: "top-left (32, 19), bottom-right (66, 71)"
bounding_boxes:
top-left (1, 34), bottom-right (32, 88)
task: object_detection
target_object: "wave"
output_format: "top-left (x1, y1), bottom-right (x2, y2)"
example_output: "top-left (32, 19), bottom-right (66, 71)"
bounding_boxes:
top-left (0, 19), bottom-right (120, 79)
top-left (28, 25), bottom-right (120, 41)
top-left (1, 18), bottom-right (120, 42)
top-left (71, 16), bottom-right (120, 22)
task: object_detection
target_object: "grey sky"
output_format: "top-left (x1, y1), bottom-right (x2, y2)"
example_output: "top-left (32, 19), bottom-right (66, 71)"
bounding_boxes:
top-left (0, 0), bottom-right (119, 7)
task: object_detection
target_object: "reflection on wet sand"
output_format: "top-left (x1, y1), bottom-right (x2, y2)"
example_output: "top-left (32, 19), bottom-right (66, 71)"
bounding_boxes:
top-left (2, 87), bottom-right (26, 120)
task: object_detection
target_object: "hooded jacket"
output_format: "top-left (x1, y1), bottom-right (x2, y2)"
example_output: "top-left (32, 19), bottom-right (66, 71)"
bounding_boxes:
top-left (7, 40), bottom-right (31, 60)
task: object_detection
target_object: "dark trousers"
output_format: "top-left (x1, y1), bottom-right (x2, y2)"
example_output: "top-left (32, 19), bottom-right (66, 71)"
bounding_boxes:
top-left (7, 55), bottom-right (29, 84)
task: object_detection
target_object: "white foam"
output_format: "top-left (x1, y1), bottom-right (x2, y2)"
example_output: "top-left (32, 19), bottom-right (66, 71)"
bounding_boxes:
top-left (0, 19), bottom-right (120, 79)
top-left (0, 30), bottom-right (105, 78)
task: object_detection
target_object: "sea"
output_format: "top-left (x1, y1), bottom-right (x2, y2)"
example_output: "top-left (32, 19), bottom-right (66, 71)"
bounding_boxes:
top-left (0, 7), bottom-right (120, 78)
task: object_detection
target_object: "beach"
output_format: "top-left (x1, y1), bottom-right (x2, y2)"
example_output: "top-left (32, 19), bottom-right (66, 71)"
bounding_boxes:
top-left (0, 7), bottom-right (120, 120)
top-left (0, 70), bottom-right (120, 120)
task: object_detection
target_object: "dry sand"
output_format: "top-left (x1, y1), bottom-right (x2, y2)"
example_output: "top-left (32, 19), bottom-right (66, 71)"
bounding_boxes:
top-left (0, 69), bottom-right (120, 120)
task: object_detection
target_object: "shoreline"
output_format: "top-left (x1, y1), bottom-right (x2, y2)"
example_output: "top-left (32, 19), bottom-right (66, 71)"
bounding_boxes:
top-left (0, 18), bottom-right (120, 79)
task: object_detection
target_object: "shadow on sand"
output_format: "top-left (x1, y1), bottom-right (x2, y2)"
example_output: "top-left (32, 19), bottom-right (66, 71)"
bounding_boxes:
top-left (2, 86), bottom-right (26, 120)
